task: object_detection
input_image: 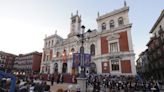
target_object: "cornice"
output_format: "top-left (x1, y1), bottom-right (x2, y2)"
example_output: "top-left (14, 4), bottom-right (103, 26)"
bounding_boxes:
top-left (150, 10), bottom-right (164, 33)
top-left (100, 24), bottom-right (132, 37)
top-left (97, 6), bottom-right (129, 21)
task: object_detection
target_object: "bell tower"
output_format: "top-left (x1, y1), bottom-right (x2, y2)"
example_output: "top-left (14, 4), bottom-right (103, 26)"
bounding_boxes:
top-left (68, 10), bottom-right (81, 38)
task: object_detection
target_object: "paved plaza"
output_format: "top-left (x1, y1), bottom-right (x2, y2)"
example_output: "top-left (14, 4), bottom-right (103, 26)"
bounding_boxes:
top-left (48, 82), bottom-right (164, 92)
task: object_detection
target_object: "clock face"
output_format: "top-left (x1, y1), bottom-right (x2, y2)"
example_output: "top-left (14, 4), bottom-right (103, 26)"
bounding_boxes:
top-left (72, 18), bottom-right (76, 23)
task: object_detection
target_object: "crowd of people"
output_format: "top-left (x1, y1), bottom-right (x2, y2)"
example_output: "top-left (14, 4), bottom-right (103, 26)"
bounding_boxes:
top-left (86, 74), bottom-right (163, 92)
top-left (0, 73), bottom-right (163, 92)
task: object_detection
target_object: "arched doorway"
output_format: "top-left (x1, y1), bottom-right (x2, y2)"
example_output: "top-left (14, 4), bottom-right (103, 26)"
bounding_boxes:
top-left (54, 63), bottom-right (58, 73)
top-left (90, 62), bottom-right (97, 74)
top-left (62, 63), bottom-right (67, 73)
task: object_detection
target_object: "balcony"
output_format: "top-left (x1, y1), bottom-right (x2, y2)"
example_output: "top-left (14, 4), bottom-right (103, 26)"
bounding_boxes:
top-left (160, 35), bottom-right (164, 44)
top-left (154, 40), bottom-right (160, 49)
top-left (157, 49), bottom-right (162, 58)
top-left (108, 51), bottom-right (135, 59)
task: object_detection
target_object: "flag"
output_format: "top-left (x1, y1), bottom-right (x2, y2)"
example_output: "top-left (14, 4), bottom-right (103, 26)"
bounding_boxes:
top-left (73, 53), bottom-right (80, 67)
top-left (84, 54), bottom-right (91, 66)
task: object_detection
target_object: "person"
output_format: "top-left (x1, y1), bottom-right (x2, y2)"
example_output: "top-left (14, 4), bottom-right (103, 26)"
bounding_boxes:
top-left (44, 84), bottom-right (51, 92)
top-left (29, 83), bottom-right (35, 92)
top-left (59, 74), bottom-right (64, 83)
top-left (72, 75), bottom-right (76, 84)
top-left (51, 74), bottom-right (55, 86)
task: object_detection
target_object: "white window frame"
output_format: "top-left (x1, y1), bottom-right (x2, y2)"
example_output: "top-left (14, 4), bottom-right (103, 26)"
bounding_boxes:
top-left (110, 59), bottom-right (121, 74)
top-left (108, 39), bottom-right (120, 53)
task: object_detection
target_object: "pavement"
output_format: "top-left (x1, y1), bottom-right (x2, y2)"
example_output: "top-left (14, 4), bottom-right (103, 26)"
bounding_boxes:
top-left (47, 82), bottom-right (76, 92)
top-left (47, 81), bottom-right (164, 92)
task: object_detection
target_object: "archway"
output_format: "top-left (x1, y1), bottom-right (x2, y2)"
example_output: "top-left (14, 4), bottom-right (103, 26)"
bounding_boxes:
top-left (54, 63), bottom-right (58, 73)
top-left (62, 63), bottom-right (67, 73)
top-left (90, 62), bottom-right (97, 74)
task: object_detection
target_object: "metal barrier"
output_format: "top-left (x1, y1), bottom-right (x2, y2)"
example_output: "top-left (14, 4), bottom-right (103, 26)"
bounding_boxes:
top-left (0, 70), bottom-right (16, 92)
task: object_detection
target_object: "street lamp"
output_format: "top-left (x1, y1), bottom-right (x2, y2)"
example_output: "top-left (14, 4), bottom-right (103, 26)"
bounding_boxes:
top-left (77, 25), bottom-right (92, 78)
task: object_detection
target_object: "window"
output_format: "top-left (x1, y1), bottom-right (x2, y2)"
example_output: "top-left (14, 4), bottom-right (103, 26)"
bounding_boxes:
top-left (72, 18), bottom-right (76, 23)
top-left (118, 17), bottom-right (124, 26)
top-left (111, 59), bottom-right (119, 71)
top-left (49, 41), bottom-right (50, 46)
top-left (46, 42), bottom-right (47, 47)
top-left (56, 52), bottom-right (60, 57)
top-left (102, 23), bottom-right (106, 30)
top-left (110, 20), bottom-right (115, 29)
top-left (110, 42), bottom-right (118, 52)
top-left (161, 34), bottom-right (164, 41)
top-left (71, 48), bottom-right (75, 52)
top-left (90, 44), bottom-right (95, 56)
top-left (52, 40), bottom-right (54, 46)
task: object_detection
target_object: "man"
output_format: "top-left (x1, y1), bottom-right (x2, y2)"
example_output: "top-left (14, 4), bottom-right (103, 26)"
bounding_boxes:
top-left (51, 74), bottom-right (55, 86)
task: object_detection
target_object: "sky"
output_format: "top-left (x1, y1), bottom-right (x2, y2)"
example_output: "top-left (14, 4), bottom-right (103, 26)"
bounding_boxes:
top-left (0, 0), bottom-right (163, 60)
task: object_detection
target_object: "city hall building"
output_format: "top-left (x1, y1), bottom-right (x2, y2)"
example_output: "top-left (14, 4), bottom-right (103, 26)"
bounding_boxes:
top-left (40, 5), bottom-right (136, 77)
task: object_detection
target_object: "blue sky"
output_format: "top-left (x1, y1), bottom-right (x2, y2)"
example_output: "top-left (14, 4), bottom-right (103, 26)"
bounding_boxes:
top-left (0, 0), bottom-right (163, 60)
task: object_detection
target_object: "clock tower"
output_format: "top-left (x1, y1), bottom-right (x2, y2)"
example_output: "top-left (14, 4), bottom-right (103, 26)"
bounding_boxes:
top-left (68, 11), bottom-right (81, 38)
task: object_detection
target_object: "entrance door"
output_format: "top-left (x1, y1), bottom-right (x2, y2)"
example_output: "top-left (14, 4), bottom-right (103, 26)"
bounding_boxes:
top-left (90, 62), bottom-right (97, 74)
top-left (54, 63), bottom-right (58, 73)
top-left (62, 63), bottom-right (67, 73)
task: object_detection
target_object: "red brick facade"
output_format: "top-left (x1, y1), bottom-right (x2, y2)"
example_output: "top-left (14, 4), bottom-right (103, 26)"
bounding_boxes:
top-left (101, 36), bottom-right (109, 54)
top-left (32, 54), bottom-right (42, 72)
top-left (119, 31), bottom-right (129, 51)
top-left (121, 60), bottom-right (131, 73)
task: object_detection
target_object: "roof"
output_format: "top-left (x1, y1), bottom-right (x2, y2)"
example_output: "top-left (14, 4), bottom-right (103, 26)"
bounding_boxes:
top-left (44, 33), bottom-right (63, 40)
top-left (18, 51), bottom-right (42, 56)
top-left (150, 9), bottom-right (164, 33)
top-left (97, 6), bottom-right (129, 21)
top-left (0, 51), bottom-right (17, 56)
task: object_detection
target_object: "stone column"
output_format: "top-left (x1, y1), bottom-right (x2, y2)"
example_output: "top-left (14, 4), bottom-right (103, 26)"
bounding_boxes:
top-left (76, 78), bottom-right (87, 92)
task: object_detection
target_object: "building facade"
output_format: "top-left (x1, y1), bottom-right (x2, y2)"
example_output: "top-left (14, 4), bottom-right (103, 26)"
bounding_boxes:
top-left (0, 51), bottom-right (17, 73)
top-left (146, 10), bottom-right (164, 80)
top-left (40, 5), bottom-right (136, 76)
top-left (13, 51), bottom-right (42, 75)
top-left (136, 49), bottom-right (149, 79)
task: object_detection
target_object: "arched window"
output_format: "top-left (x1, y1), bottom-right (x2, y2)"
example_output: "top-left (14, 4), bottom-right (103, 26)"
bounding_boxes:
top-left (45, 42), bottom-right (47, 47)
top-left (110, 20), bottom-right (115, 29)
top-left (90, 44), bottom-right (95, 56)
top-left (48, 41), bottom-right (50, 46)
top-left (71, 48), bottom-right (75, 52)
top-left (51, 40), bottom-right (54, 46)
top-left (118, 17), bottom-right (124, 26)
top-left (101, 23), bottom-right (106, 30)
top-left (80, 46), bottom-right (84, 53)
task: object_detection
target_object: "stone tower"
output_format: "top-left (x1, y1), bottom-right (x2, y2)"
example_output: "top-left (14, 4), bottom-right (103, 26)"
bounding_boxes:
top-left (68, 11), bottom-right (81, 38)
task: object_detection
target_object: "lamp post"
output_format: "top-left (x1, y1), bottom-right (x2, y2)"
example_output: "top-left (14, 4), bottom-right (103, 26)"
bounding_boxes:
top-left (76, 25), bottom-right (92, 92)
top-left (77, 25), bottom-right (92, 78)
top-left (79, 25), bottom-right (85, 78)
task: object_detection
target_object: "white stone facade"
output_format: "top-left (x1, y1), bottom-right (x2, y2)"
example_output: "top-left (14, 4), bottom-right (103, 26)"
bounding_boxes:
top-left (40, 6), bottom-right (136, 76)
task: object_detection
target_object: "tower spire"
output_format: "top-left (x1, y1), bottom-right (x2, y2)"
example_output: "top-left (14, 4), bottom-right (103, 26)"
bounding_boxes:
top-left (76, 10), bottom-right (78, 15)
top-left (97, 12), bottom-right (100, 17)
top-left (124, 0), bottom-right (127, 7)
top-left (55, 30), bottom-right (57, 35)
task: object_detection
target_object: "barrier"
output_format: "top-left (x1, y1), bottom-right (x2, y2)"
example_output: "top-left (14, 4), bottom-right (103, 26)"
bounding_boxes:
top-left (0, 70), bottom-right (16, 92)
